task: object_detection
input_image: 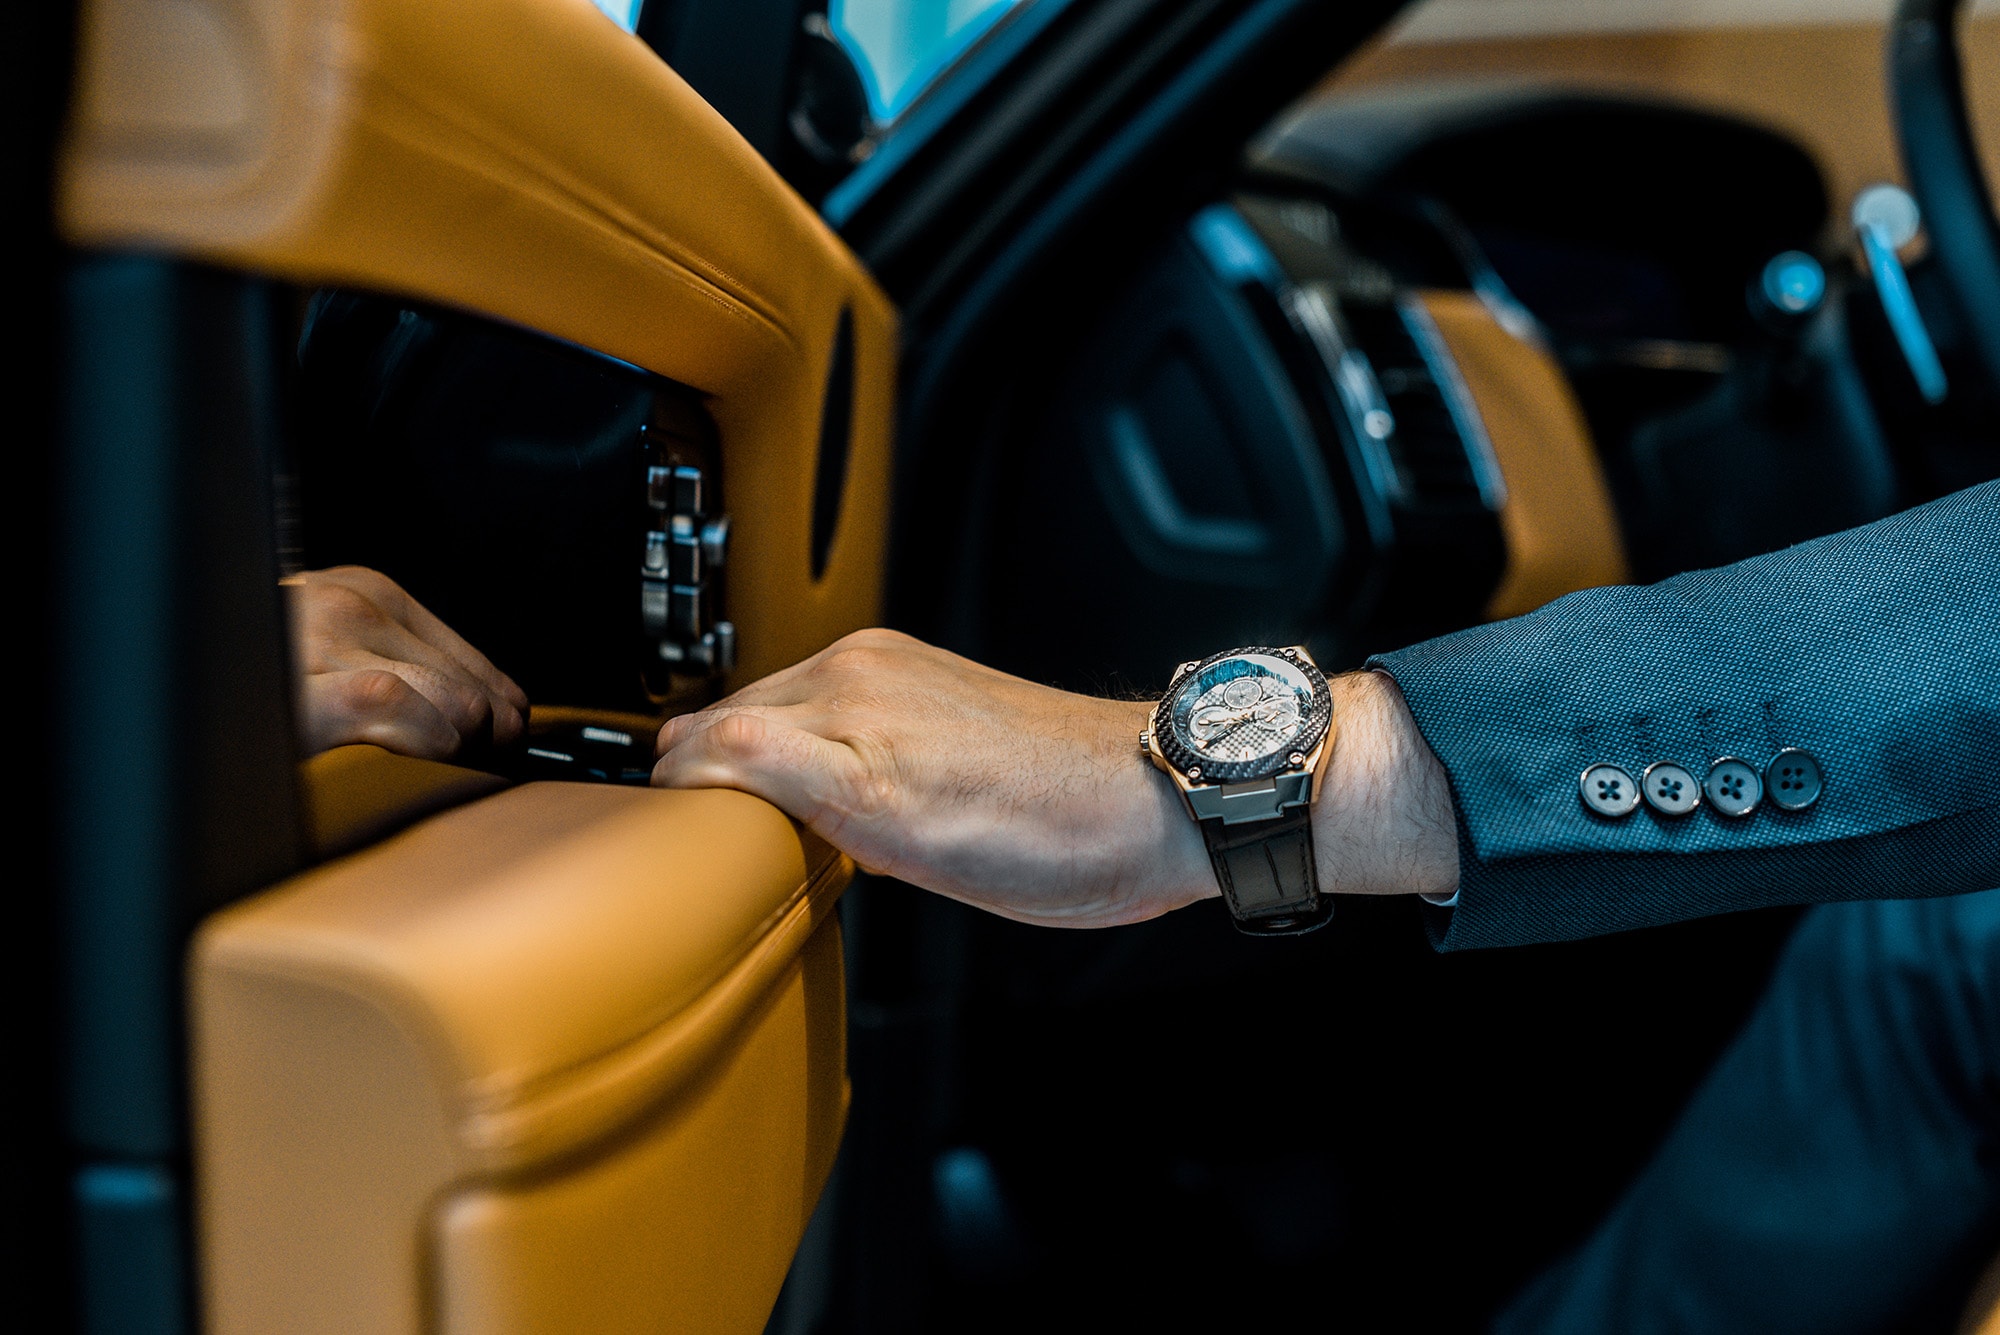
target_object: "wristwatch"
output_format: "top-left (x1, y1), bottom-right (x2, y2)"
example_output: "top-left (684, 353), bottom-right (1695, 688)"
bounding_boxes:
top-left (1141, 645), bottom-right (1336, 936)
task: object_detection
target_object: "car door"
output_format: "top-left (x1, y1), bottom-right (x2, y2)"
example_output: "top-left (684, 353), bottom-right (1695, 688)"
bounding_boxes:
top-left (45, 0), bottom-right (891, 1330)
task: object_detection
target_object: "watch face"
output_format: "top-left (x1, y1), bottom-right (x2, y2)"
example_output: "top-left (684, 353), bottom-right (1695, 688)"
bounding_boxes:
top-left (1156, 649), bottom-right (1330, 783)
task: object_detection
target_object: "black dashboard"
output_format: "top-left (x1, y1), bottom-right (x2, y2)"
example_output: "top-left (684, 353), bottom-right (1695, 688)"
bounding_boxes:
top-left (1257, 84), bottom-right (1830, 345)
top-left (1254, 85), bottom-right (1990, 580)
top-left (977, 85), bottom-right (1936, 698)
top-left (983, 186), bottom-right (1509, 691)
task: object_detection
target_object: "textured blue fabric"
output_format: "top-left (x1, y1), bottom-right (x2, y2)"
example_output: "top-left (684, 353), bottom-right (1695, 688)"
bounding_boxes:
top-left (1369, 481), bottom-right (2000, 950)
top-left (1494, 890), bottom-right (2000, 1335)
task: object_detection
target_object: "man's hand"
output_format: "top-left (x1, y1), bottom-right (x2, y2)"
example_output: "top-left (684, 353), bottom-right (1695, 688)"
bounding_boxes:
top-left (652, 629), bottom-right (1458, 927)
top-left (285, 566), bottom-right (528, 760)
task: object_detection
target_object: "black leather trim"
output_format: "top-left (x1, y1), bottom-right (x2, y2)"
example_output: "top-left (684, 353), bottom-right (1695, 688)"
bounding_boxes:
top-left (1202, 806), bottom-right (1333, 936)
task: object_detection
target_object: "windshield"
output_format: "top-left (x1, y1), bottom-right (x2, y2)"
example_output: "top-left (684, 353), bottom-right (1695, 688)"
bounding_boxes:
top-left (829, 0), bottom-right (1029, 122)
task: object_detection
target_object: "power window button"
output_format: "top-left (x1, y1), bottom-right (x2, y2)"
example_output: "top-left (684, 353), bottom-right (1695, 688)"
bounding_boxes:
top-left (669, 585), bottom-right (703, 639)
top-left (671, 466), bottom-right (705, 515)
top-left (668, 533), bottom-right (702, 584)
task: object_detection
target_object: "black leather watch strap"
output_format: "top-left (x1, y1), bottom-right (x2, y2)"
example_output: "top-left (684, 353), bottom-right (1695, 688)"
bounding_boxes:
top-left (1200, 807), bottom-right (1333, 936)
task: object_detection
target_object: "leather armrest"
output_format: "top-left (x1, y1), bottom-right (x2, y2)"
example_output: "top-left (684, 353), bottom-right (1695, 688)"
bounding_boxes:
top-left (301, 744), bottom-right (508, 860)
top-left (192, 783), bottom-right (850, 1334)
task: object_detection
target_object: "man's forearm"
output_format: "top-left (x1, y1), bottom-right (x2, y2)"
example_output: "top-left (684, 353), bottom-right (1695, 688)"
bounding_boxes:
top-left (651, 631), bottom-right (1461, 926)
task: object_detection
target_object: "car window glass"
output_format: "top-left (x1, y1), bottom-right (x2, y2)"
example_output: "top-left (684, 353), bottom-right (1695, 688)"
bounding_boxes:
top-left (829, 0), bottom-right (1029, 122)
top-left (589, 0), bottom-right (643, 33)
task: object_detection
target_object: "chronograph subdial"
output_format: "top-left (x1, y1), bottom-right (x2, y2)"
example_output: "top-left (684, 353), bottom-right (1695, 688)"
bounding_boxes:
top-left (1188, 694), bottom-right (1303, 749)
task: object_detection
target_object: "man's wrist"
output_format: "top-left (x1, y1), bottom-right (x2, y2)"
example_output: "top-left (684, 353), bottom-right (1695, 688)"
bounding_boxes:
top-left (1115, 696), bottom-right (1221, 916)
top-left (1128, 668), bottom-right (1459, 914)
top-left (1310, 670), bottom-right (1460, 900)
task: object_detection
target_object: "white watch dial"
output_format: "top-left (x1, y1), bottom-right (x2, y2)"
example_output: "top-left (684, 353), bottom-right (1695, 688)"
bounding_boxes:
top-left (1168, 653), bottom-right (1316, 769)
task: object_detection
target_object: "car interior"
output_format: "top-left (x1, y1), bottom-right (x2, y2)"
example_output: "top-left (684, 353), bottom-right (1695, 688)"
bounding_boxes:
top-left (15, 0), bottom-right (2000, 1331)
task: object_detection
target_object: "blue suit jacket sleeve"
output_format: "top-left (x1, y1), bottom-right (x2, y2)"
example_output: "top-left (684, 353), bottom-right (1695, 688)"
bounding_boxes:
top-left (1368, 480), bottom-right (2000, 951)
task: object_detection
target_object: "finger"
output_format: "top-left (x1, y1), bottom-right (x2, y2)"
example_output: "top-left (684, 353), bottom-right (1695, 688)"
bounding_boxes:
top-left (651, 627), bottom-right (965, 757)
top-left (700, 626), bottom-right (936, 714)
top-left (298, 668), bottom-right (462, 760)
top-left (302, 590), bottom-right (517, 745)
top-left (349, 651), bottom-right (505, 747)
top-left (386, 588), bottom-right (530, 716)
top-left (651, 710), bottom-right (867, 834)
top-left (693, 646), bottom-right (836, 713)
top-left (313, 567), bottom-right (530, 721)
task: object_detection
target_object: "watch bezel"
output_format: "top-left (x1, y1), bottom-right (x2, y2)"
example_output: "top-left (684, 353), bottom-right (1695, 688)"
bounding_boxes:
top-left (1151, 646), bottom-right (1332, 785)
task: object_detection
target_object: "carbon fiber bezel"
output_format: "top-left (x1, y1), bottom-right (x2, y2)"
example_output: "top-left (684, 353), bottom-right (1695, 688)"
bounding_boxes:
top-left (1152, 646), bottom-right (1332, 784)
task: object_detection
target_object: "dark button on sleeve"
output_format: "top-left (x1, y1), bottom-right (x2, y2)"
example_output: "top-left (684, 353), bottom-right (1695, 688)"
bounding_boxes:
top-left (1702, 758), bottom-right (1763, 818)
top-left (1642, 762), bottom-right (1700, 815)
top-left (1766, 748), bottom-right (1825, 811)
top-left (1580, 764), bottom-right (1641, 817)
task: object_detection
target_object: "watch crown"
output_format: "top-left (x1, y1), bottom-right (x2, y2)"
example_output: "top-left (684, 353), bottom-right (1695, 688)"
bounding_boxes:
top-left (1138, 729), bottom-right (1151, 751)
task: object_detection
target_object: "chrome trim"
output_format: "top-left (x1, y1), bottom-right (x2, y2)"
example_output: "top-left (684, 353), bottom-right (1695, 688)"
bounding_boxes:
top-left (1397, 293), bottom-right (1508, 510)
top-left (1285, 283), bottom-right (1405, 505)
top-left (1183, 770), bottom-right (1314, 825)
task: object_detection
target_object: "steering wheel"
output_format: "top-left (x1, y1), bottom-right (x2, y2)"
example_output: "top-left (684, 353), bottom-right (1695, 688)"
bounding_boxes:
top-left (1891, 0), bottom-right (2000, 397)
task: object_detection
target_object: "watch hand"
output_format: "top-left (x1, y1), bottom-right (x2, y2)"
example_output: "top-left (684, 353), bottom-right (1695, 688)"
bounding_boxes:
top-left (1207, 713), bottom-right (1283, 747)
top-left (1197, 702), bottom-right (1305, 752)
top-left (1193, 705), bottom-right (1257, 737)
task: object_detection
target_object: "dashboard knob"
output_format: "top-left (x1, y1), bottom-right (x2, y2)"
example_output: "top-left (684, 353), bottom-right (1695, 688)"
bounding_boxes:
top-left (1758, 250), bottom-right (1826, 316)
top-left (1851, 182), bottom-right (1921, 250)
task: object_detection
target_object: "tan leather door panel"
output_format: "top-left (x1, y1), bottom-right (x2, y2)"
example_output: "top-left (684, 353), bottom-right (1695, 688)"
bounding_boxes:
top-left (61, 0), bottom-right (896, 682)
top-left (433, 914), bottom-right (845, 1335)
